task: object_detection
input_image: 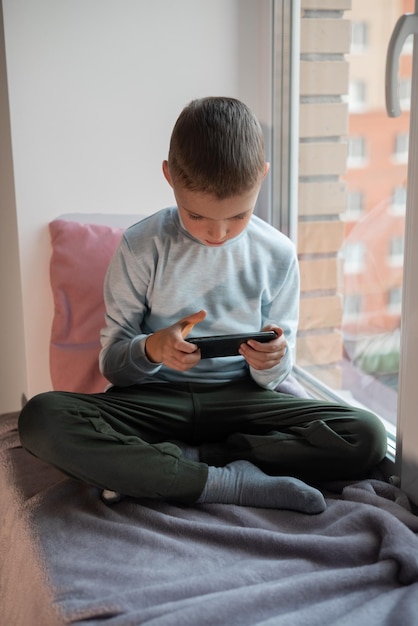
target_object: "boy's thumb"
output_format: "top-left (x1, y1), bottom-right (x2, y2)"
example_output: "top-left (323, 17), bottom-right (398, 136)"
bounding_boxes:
top-left (180, 310), bottom-right (207, 338)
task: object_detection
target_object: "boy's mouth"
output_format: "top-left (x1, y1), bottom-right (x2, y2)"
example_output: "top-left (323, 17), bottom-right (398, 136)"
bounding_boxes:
top-left (205, 240), bottom-right (226, 246)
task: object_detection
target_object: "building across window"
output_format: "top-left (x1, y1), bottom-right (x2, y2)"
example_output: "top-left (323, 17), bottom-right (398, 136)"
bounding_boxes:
top-left (343, 241), bottom-right (365, 274)
top-left (343, 189), bottom-right (364, 220)
top-left (393, 132), bottom-right (409, 162)
top-left (399, 77), bottom-right (411, 110)
top-left (387, 286), bottom-right (402, 314)
top-left (344, 293), bottom-right (363, 319)
top-left (347, 136), bottom-right (367, 167)
top-left (388, 235), bottom-right (404, 265)
top-left (391, 184), bottom-right (407, 214)
top-left (348, 80), bottom-right (367, 112)
top-left (351, 21), bottom-right (369, 53)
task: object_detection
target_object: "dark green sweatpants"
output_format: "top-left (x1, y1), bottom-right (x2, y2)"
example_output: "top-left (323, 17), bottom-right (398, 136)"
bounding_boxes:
top-left (18, 377), bottom-right (387, 504)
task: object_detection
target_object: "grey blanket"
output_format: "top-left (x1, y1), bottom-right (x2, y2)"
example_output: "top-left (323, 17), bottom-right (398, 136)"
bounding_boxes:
top-left (2, 411), bottom-right (418, 626)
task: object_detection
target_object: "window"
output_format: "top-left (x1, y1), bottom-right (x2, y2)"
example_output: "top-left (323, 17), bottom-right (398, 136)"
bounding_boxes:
top-left (388, 236), bottom-right (404, 265)
top-left (348, 80), bottom-right (367, 112)
top-left (344, 293), bottom-right (363, 319)
top-left (347, 136), bottom-right (367, 167)
top-left (343, 241), bottom-right (365, 274)
top-left (393, 132), bottom-right (409, 162)
top-left (388, 286), bottom-right (402, 314)
top-left (351, 21), bottom-right (369, 53)
top-left (391, 185), bottom-right (407, 214)
top-left (343, 190), bottom-right (364, 220)
top-left (272, 0), bottom-right (418, 503)
top-left (399, 78), bottom-right (411, 110)
top-left (273, 0), bottom-right (412, 455)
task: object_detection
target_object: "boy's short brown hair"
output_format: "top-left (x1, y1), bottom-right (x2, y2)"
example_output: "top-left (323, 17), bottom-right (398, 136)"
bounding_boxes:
top-left (168, 97), bottom-right (265, 199)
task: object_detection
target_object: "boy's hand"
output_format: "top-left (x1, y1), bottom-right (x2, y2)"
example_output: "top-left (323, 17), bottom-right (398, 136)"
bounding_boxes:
top-left (145, 310), bottom-right (206, 371)
top-left (239, 325), bottom-right (287, 370)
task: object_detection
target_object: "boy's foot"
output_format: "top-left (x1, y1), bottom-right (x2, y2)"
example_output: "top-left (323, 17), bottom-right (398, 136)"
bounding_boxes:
top-left (197, 460), bottom-right (326, 514)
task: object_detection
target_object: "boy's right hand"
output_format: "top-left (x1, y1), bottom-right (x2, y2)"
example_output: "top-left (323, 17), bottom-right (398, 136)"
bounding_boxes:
top-left (145, 310), bottom-right (206, 371)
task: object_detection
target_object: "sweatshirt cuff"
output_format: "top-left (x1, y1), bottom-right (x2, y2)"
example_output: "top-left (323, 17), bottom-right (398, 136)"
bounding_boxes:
top-left (130, 335), bottom-right (162, 375)
top-left (250, 348), bottom-right (292, 390)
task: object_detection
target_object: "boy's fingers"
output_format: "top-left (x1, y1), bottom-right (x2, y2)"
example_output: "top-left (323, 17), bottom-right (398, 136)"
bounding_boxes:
top-left (180, 310), bottom-right (207, 338)
top-left (262, 325), bottom-right (283, 337)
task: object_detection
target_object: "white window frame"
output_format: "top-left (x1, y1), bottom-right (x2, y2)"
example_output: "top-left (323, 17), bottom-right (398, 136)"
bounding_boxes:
top-left (271, 0), bottom-right (299, 240)
top-left (393, 9), bottom-right (418, 504)
top-left (271, 0), bottom-right (418, 504)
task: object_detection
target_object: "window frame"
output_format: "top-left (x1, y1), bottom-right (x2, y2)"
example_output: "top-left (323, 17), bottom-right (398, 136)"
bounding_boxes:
top-left (393, 6), bottom-right (418, 503)
top-left (269, 0), bottom-right (418, 481)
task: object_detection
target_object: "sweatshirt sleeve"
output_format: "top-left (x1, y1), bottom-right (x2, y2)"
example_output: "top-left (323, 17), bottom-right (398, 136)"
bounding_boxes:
top-left (248, 246), bottom-right (300, 390)
top-left (99, 236), bottom-right (162, 386)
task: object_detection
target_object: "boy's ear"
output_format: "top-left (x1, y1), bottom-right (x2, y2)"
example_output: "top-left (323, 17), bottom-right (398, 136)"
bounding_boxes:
top-left (162, 160), bottom-right (173, 187)
top-left (263, 162), bottom-right (270, 179)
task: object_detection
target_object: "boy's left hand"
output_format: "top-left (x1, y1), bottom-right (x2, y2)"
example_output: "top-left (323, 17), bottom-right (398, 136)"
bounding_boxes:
top-left (239, 325), bottom-right (287, 370)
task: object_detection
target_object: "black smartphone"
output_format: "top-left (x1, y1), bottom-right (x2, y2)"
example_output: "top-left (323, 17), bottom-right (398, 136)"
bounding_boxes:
top-left (186, 331), bottom-right (277, 359)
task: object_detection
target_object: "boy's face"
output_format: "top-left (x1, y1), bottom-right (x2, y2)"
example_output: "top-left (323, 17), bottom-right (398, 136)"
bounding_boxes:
top-left (163, 161), bottom-right (268, 247)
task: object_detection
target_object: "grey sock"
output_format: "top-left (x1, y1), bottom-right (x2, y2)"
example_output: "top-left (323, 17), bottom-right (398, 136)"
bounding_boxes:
top-left (172, 441), bottom-right (200, 462)
top-left (197, 460), bottom-right (326, 514)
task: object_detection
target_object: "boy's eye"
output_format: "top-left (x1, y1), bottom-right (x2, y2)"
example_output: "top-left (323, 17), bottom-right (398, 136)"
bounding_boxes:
top-left (186, 211), bottom-right (249, 221)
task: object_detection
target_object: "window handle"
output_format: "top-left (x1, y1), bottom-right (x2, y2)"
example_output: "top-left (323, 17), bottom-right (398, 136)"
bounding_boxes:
top-left (386, 13), bottom-right (418, 117)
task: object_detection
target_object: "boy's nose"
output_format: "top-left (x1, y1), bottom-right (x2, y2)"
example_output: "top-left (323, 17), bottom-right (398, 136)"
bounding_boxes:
top-left (208, 221), bottom-right (229, 241)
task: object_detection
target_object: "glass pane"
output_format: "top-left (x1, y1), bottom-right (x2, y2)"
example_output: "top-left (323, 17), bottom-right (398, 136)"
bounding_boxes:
top-left (295, 0), bottom-right (413, 436)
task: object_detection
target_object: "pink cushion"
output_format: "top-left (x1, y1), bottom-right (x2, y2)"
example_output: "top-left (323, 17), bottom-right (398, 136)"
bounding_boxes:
top-left (49, 219), bottom-right (124, 393)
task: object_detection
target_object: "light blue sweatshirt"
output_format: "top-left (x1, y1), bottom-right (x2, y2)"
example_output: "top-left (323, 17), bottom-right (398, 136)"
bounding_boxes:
top-left (99, 207), bottom-right (299, 389)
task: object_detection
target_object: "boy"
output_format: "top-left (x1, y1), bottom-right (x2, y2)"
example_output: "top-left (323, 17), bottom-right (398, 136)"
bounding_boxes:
top-left (19, 97), bottom-right (387, 514)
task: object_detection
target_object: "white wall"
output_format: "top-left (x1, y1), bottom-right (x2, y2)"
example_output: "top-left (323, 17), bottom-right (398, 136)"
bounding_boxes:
top-left (0, 1), bottom-right (27, 413)
top-left (0, 0), bottom-right (271, 410)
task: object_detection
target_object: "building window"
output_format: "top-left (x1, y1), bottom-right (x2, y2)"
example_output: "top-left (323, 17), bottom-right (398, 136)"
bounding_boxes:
top-left (348, 80), bottom-right (367, 112)
top-left (343, 241), bottom-right (365, 274)
top-left (399, 78), bottom-right (411, 110)
top-left (393, 133), bottom-right (409, 163)
top-left (388, 236), bottom-right (404, 266)
top-left (391, 185), bottom-right (407, 214)
top-left (347, 136), bottom-right (367, 167)
top-left (351, 21), bottom-right (369, 53)
top-left (343, 190), bottom-right (364, 220)
top-left (344, 293), bottom-right (363, 318)
top-left (388, 287), bottom-right (402, 314)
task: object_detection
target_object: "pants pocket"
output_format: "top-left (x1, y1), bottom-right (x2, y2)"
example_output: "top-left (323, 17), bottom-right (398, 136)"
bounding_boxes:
top-left (87, 415), bottom-right (142, 445)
